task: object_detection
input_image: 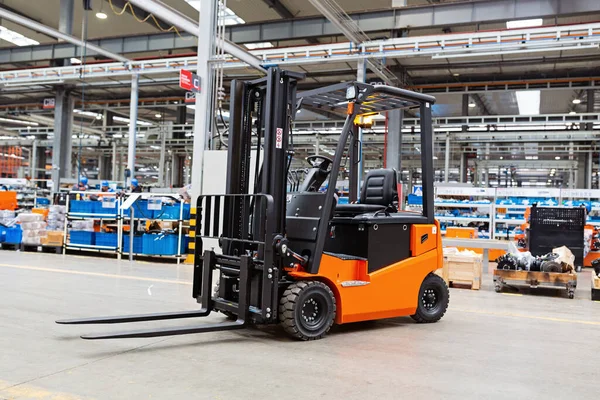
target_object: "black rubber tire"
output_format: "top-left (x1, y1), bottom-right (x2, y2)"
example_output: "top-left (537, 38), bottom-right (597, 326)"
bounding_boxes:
top-left (279, 281), bottom-right (336, 341)
top-left (411, 273), bottom-right (450, 323)
top-left (541, 260), bottom-right (562, 273)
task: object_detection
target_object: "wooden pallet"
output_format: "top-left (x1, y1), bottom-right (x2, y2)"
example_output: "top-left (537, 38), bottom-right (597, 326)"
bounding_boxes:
top-left (493, 269), bottom-right (578, 299)
top-left (21, 244), bottom-right (40, 252)
top-left (41, 245), bottom-right (63, 254)
top-left (592, 274), bottom-right (600, 301)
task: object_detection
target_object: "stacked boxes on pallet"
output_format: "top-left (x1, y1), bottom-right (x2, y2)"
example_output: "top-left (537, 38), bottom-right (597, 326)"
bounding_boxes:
top-left (18, 213), bottom-right (46, 246)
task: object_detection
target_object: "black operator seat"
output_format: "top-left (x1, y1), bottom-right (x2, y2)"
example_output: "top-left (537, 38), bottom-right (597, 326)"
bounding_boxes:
top-left (334, 169), bottom-right (398, 217)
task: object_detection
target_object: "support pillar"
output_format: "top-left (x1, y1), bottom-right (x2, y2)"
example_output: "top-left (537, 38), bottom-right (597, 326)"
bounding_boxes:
top-left (459, 151), bottom-right (467, 183)
top-left (444, 134), bottom-right (450, 183)
top-left (356, 59), bottom-right (367, 195)
top-left (587, 150), bottom-right (593, 189)
top-left (30, 140), bottom-right (37, 179)
top-left (158, 125), bottom-right (167, 187)
top-left (190, 0), bottom-right (216, 201)
top-left (126, 75), bottom-right (139, 186)
top-left (111, 141), bottom-right (118, 181)
top-left (587, 89), bottom-right (595, 131)
top-left (385, 109), bottom-right (403, 171)
top-left (52, 87), bottom-right (74, 192)
top-left (462, 94), bottom-right (469, 132)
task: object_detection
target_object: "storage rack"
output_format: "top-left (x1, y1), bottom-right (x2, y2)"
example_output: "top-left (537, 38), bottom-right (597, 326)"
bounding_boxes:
top-left (119, 192), bottom-right (189, 264)
top-left (493, 188), bottom-right (561, 240)
top-left (63, 191), bottom-right (122, 257)
top-left (434, 186), bottom-right (495, 239)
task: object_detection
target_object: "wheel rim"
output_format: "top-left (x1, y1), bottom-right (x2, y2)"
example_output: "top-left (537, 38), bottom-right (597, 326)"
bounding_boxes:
top-left (421, 287), bottom-right (442, 314)
top-left (301, 293), bottom-right (327, 330)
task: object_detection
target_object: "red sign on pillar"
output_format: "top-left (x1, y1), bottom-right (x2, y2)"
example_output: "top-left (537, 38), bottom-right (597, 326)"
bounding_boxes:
top-left (179, 69), bottom-right (193, 91)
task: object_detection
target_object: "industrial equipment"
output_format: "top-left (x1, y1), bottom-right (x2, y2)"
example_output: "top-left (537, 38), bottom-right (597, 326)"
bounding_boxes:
top-left (57, 67), bottom-right (449, 340)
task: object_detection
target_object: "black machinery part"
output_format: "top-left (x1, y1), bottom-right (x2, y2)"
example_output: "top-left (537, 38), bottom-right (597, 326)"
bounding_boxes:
top-left (540, 260), bottom-right (562, 273)
top-left (591, 258), bottom-right (600, 277)
top-left (496, 253), bottom-right (519, 270)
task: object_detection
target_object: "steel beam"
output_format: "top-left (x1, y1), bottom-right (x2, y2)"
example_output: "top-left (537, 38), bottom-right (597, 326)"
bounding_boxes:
top-left (128, 0), bottom-right (264, 72)
top-left (0, 6), bottom-right (129, 63)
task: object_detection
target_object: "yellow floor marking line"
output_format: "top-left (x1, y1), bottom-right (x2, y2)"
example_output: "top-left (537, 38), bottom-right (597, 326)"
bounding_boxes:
top-left (0, 263), bottom-right (192, 285)
top-left (0, 379), bottom-right (92, 400)
top-left (500, 293), bottom-right (523, 297)
top-left (454, 308), bottom-right (600, 326)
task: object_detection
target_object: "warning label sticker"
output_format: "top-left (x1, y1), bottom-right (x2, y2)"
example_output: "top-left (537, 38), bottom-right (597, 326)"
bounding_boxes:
top-left (275, 127), bottom-right (283, 149)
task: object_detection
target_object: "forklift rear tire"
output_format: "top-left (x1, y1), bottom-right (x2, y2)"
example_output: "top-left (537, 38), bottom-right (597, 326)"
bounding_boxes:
top-left (411, 273), bottom-right (449, 323)
top-left (279, 281), bottom-right (336, 341)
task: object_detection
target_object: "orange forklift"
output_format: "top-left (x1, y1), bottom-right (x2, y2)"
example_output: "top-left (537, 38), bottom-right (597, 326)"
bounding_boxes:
top-left (57, 67), bottom-right (449, 340)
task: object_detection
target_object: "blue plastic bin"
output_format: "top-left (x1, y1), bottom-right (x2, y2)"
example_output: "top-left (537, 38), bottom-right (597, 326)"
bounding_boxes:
top-left (69, 231), bottom-right (95, 246)
top-left (3, 226), bottom-right (22, 244)
top-left (122, 234), bottom-right (144, 254)
top-left (93, 199), bottom-right (118, 217)
top-left (123, 200), bottom-right (153, 219)
top-left (143, 233), bottom-right (188, 255)
top-left (36, 198), bottom-right (50, 206)
top-left (69, 200), bottom-right (94, 214)
top-left (95, 232), bottom-right (118, 248)
top-left (407, 194), bottom-right (422, 205)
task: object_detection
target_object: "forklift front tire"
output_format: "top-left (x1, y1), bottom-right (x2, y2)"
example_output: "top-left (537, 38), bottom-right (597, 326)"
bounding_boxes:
top-left (411, 273), bottom-right (449, 323)
top-left (279, 281), bottom-right (336, 341)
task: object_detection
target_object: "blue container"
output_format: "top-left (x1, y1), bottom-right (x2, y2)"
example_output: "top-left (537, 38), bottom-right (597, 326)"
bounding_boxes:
top-left (122, 234), bottom-right (144, 254)
top-left (143, 233), bottom-right (188, 255)
top-left (407, 194), bottom-right (422, 205)
top-left (93, 199), bottom-right (118, 217)
top-left (69, 200), bottom-right (94, 214)
top-left (3, 226), bottom-right (22, 244)
top-left (123, 200), bottom-right (153, 219)
top-left (69, 231), bottom-right (95, 246)
top-left (337, 197), bottom-right (349, 205)
top-left (36, 198), bottom-right (50, 206)
top-left (95, 232), bottom-right (118, 248)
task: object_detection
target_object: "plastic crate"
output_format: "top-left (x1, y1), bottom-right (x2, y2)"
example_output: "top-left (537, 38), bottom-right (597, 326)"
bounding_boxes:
top-left (142, 233), bottom-right (188, 255)
top-left (36, 198), bottom-right (50, 206)
top-left (93, 198), bottom-right (118, 217)
top-left (69, 200), bottom-right (94, 214)
top-left (123, 200), bottom-right (153, 219)
top-left (407, 194), bottom-right (422, 205)
top-left (95, 232), bottom-right (118, 248)
top-left (2, 226), bottom-right (21, 244)
top-left (69, 231), bottom-right (95, 246)
top-left (122, 234), bottom-right (144, 254)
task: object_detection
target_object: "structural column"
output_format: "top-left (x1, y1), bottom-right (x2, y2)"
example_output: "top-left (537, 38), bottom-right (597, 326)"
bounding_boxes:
top-left (126, 74), bottom-right (139, 186)
top-left (459, 151), bottom-right (467, 183)
top-left (158, 124), bottom-right (167, 187)
top-left (444, 134), bottom-right (450, 183)
top-left (52, 87), bottom-right (74, 191)
top-left (385, 109), bottom-right (403, 171)
top-left (111, 140), bottom-right (118, 181)
top-left (190, 0), bottom-right (217, 201)
top-left (587, 150), bottom-right (593, 189)
top-left (462, 94), bottom-right (469, 132)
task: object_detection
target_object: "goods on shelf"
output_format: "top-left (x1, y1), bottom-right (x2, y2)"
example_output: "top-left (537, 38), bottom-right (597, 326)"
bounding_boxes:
top-left (17, 213), bottom-right (46, 246)
top-left (0, 210), bottom-right (16, 227)
top-left (47, 205), bottom-right (66, 231)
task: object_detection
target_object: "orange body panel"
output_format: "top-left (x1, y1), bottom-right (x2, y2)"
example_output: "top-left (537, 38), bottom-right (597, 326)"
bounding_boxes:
top-left (445, 227), bottom-right (477, 239)
top-left (290, 220), bottom-right (443, 324)
top-left (411, 224), bottom-right (437, 257)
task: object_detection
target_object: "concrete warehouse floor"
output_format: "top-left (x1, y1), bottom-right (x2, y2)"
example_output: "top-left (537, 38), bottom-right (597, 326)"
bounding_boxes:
top-left (1, 252), bottom-right (599, 400)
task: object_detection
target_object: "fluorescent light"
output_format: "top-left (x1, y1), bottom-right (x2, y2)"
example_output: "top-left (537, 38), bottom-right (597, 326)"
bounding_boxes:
top-left (96, 12), bottom-right (108, 19)
top-left (74, 109), bottom-right (101, 118)
top-left (452, 73), bottom-right (460, 77)
top-left (70, 58), bottom-right (82, 64)
top-left (245, 42), bottom-right (274, 50)
top-left (569, 111), bottom-right (577, 115)
top-left (500, 156), bottom-right (504, 160)
top-left (95, 114), bottom-right (102, 120)
top-left (0, 26), bottom-right (39, 46)
top-left (506, 18), bottom-right (543, 29)
top-left (0, 117), bottom-right (38, 126)
top-left (555, 156), bottom-right (561, 160)
top-left (468, 103), bottom-right (476, 108)
top-left (150, 145), bottom-right (161, 150)
top-left (185, 0), bottom-right (244, 25)
top-left (113, 116), bottom-right (153, 126)
top-left (572, 99), bottom-right (581, 104)
top-left (515, 90), bottom-right (540, 115)
top-left (155, 113), bottom-right (162, 118)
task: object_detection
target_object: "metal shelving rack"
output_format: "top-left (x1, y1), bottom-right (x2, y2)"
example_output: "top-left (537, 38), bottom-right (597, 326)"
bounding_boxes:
top-left (493, 188), bottom-right (561, 240)
top-left (119, 192), bottom-right (187, 264)
top-left (63, 191), bottom-right (122, 258)
top-left (434, 186), bottom-right (495, 239)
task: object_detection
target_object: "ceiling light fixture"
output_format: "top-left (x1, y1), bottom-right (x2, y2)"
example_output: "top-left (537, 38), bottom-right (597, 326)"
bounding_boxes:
top-left (155, 113), bottom-right (162, 118)
top-left (95, 114), bottom-right (102, 120)
top-left (96, 11), bottom-right (108, 19)
top-left (555, 156), bottom-right (561, 160)
top-left (572, 99), bottom-right (581, 104)
top-left (506, 18), bottom-right (543, 29)
top-left (452, 73), bottom-right (460, 77)
top-left (468, 103), bottom-right (476, 108)
top-left (569, 111), bottom-right (577, 115)
top-left (515, 90), bottom-right (540, 115)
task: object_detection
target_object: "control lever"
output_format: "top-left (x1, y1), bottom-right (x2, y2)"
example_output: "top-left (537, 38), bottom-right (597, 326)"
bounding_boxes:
top-left (273, 235), bottom-right (308, 266)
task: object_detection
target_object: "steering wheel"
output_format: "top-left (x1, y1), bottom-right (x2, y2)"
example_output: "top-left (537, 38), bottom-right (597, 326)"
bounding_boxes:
top-left (306, 155), bottom-right (334, 172)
